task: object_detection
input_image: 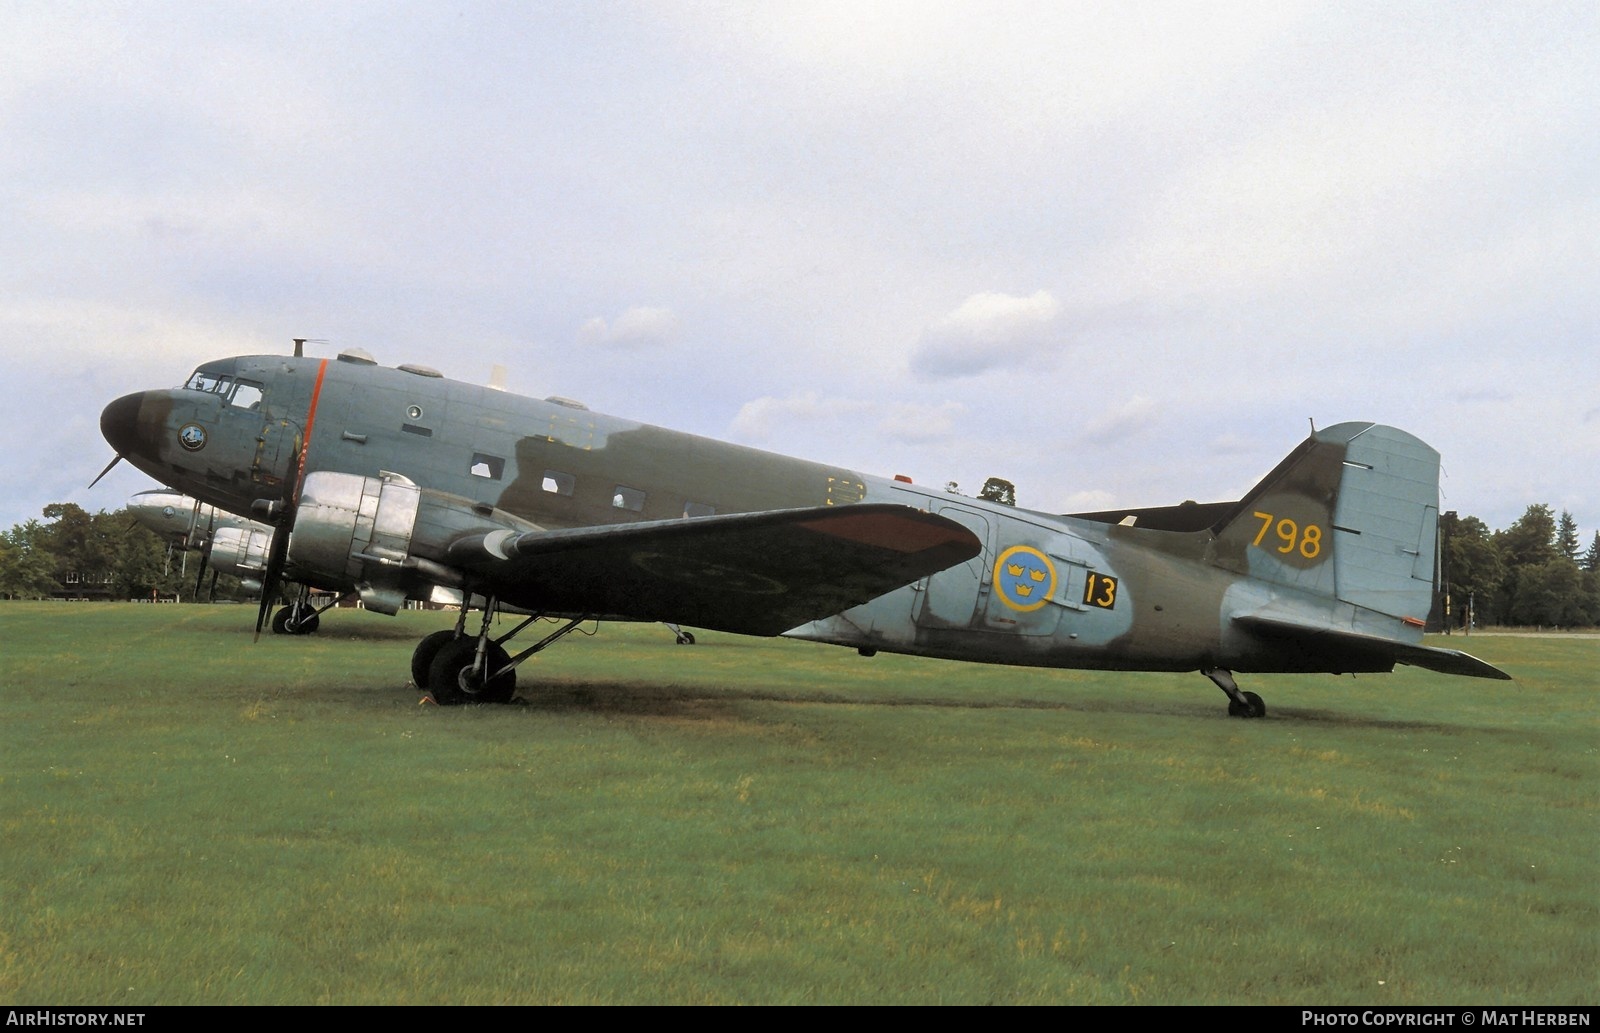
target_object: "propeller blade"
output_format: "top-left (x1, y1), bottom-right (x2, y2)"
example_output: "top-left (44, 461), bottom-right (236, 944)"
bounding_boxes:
top-left (186, 500), bottom-right (202, 546)
top-left (88, 454), bottom-right (123, 489)
top-left (194, 540), bottom-right (210, 597)
top-left (193, 506), bottom-right (217, 596)
top-left (254, 522), bottom-right (291, 641)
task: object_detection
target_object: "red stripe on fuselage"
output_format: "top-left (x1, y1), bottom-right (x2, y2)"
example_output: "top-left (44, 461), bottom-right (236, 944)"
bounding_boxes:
top-left (292, 359), bottom-right (330, 502)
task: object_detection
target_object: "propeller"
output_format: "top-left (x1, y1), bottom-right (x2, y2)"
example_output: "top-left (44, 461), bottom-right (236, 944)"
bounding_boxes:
top-left (252, 499), bottom-right (293, 640)
top-left (88, 453), bottom-right (124, 489)
top-left (192, 506), bottom-right (216, 598)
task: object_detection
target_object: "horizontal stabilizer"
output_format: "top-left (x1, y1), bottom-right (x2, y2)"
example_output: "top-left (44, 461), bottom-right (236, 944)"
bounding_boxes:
top-left (1235, 615), bottom-right (1511, 680)
top-left (1390, 642), bottom-right (1513, 680)
top-left (446, 504), bottom-right (982, 636)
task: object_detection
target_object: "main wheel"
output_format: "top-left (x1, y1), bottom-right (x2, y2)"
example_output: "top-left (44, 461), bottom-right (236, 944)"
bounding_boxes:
top-left (272, 602), bottom-right (320, 635)
top-left (427, 638), bottom-right (516, 705)
top-left (411, 630), bottom-right (458, 690)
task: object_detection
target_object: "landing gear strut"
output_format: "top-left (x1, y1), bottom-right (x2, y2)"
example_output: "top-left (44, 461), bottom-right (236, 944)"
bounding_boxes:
top-left (411, 595), bottom-right (593, 706)
top-left (1204, 668), bottom-right (1266, 719)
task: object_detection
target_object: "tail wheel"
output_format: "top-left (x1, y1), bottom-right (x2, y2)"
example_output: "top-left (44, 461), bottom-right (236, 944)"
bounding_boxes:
top-left (428, 637), bottom-right (516, 705)
top-left (1228, 691), bottom-right (1267, 719)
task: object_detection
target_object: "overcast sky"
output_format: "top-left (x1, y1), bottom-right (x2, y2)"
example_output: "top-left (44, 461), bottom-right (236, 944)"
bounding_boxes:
top-left (5, 1), bottom-right (1596, 545)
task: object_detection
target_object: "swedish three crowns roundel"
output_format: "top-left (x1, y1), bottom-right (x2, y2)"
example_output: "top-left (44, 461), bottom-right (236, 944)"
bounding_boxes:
top-left (994, 545), bottom-right (1056, 612)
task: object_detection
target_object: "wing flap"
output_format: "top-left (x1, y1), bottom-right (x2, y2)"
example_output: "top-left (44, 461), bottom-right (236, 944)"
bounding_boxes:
top-left (446, 504), bottom-right (981, 636)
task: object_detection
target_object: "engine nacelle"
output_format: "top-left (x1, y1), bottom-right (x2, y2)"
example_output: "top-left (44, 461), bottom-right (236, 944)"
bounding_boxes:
top-left (206, 525), bottom-right (274, 579)
top-left (289, 471), bottom-right (421, 614)
top-left (289, 471), bottom-right (541, 614)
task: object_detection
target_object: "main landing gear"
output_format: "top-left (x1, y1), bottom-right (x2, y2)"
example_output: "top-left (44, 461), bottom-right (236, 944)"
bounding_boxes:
top-left (1204, 668), bottom-right (1267, 719)
top-left (270, 589), bottom-right (340, 636)
top-left (410, 595), bottom-right (593, 706)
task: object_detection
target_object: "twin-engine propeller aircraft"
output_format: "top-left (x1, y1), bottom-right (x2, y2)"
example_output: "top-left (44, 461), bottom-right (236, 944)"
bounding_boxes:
top-left (98, 344), bottom-right (1509, 714)
top-left (126, 487), bottom-right (331, 632)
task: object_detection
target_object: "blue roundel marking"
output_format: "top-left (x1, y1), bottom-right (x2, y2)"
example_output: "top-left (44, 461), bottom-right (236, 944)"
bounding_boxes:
top-left (178, 423), bottom-right (207, 452)
top-left (994, 545), bottom-right (1056, 612)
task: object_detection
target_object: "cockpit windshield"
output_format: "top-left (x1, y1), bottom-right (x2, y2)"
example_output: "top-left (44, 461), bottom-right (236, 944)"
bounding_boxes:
top-left (183, 369), bottom-right (265, 410)
top-left (185, 370), bottom-right (232, 394)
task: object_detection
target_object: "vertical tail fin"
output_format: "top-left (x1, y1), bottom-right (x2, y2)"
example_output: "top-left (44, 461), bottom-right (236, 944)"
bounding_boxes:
top-left (1212, 422), bottom-right (1440, 624)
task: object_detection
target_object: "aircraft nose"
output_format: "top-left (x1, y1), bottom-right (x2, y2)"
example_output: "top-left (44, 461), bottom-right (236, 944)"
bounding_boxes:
top-left (100, 391), bottom-right (150, 458)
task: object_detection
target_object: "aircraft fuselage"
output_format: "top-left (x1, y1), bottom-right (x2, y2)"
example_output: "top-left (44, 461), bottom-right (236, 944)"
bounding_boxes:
top-left (101, 349), bottom-right (1508, 707)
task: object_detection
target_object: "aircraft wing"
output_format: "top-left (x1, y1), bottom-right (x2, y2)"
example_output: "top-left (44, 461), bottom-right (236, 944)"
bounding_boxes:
top-left (1234, 615), bottom-right (1512, 680)
top-left (445, 504), bottom-right (982, 636)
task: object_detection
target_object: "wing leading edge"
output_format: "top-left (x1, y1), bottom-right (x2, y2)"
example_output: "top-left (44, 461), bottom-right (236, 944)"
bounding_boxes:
top-left (446, 504), bottom-right (982, 636)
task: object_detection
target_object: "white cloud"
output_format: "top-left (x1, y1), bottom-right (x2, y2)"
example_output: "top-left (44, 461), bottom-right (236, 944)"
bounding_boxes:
top-left (1080, 395), bottom-right (1157, 444)
top-left (729, 392), bottom-right (967, 447)
top-left (877, 400), bottom-right (967, 443)
top-left (909, 289), bottom-right (1063, 379)
top-left (730, 392), bottom-right (863, 442)
top-left (577, 306), bottom-right (680, 349)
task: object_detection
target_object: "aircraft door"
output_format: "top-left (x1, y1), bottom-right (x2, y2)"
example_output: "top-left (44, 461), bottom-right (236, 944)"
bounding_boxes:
top-left (251, 416), bottom-right (300, 492)
top-left (913, 506), bottom-right (991, 629)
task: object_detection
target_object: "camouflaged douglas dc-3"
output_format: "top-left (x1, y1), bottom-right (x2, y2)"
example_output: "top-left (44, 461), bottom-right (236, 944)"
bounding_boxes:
top-left (96, 341), bottom-right (1509, 715)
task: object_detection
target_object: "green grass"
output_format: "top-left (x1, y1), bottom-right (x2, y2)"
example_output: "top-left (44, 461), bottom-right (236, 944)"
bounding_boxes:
top-left (1, 603), bottom-right (1594, 1004)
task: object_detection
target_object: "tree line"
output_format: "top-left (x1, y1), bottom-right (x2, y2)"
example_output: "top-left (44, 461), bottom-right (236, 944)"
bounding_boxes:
top-left (0, 503), bottom-right (255, 603)
top-left (2, 500), bottom-right (1597, 628)
top-left (1441, 506), bottom-right (1599, 629)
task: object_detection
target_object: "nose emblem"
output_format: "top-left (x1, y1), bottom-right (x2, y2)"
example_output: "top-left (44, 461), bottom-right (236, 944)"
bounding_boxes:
top-left (179, 423), bottom-right (208, 452)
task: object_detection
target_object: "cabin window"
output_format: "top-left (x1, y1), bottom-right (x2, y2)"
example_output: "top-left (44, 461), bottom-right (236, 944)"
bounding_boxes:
top-left (683, 501), bottom-right (715, 518)
top-left (542, 470), bottom-right (575, 496)
top-left (470, 453), bottom-right (505, 480)
top-left (612, 485), bottom-right (646, 512)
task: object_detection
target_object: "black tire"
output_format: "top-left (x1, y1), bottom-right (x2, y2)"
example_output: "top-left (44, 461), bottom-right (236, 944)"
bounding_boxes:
top-left (411, 630), bottom-right (458, 689)
top-left (676, 631), bottom-right (695, 645)
top-left (428, 638), bottom-right (516, 705)
top-left (274, 602), bottom-right (319, 635)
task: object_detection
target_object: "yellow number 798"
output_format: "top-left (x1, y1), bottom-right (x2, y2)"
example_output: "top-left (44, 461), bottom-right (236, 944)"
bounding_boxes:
top-left (1251, 511), bottom-right (1323, 559)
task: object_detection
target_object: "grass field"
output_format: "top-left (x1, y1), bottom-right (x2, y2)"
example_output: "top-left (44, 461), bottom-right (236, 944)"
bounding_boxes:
top-left (1, 602), bottom-right (1594, 1005)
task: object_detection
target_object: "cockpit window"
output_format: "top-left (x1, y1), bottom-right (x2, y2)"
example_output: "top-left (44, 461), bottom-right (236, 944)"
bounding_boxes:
top-left (185, 370), bottom-right (233, 394)
top-left (184, 370), bottom-right (264, 411)
top-left (231, 381), bottom-right (264, 410)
